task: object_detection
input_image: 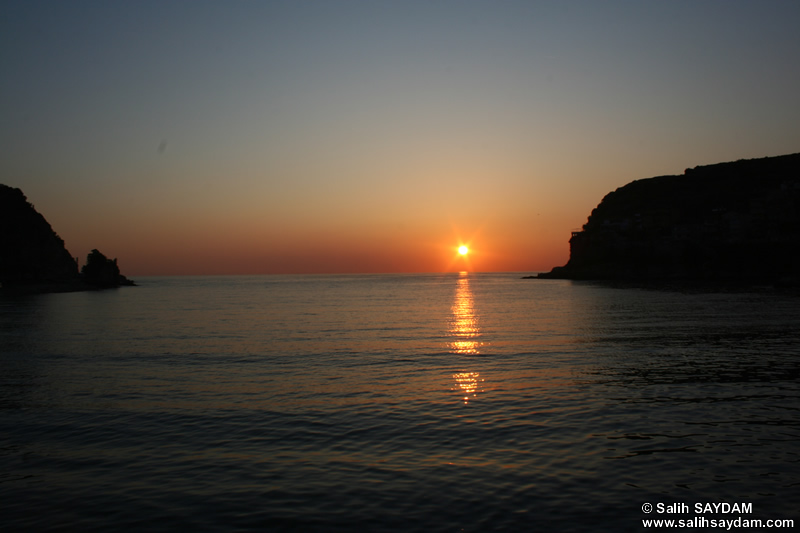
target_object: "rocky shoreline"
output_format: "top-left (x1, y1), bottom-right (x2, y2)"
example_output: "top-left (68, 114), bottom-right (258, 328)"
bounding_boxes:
top-left (0, 184), bottom-right (135, 294)
top-left (534, 153), bottom-right (800, 284)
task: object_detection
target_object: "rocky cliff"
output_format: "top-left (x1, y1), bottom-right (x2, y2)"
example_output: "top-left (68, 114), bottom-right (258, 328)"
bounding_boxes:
top-left (0, 184), bottom-right (134, 292)
top-left (538, 153), bottom-right (800, 282)
top-left (0, 184), bottom-right (81, 290)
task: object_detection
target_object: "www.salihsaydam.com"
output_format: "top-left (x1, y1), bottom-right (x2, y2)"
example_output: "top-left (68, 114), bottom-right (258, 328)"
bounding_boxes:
top-left (640, 502), bottom-right (793, 529)
top-left (642, 516), bottom-right (794, 529)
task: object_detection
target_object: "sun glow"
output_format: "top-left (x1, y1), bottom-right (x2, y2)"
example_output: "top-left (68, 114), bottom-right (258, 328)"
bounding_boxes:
top-left (458, 245), bottom-right (469, 256)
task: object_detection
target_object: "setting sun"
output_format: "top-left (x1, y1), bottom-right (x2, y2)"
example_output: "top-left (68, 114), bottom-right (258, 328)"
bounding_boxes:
top-left (458, 245), bottom-right (469, 256)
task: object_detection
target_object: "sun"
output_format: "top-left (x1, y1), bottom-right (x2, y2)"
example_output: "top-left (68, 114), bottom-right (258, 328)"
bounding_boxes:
top-left (458, 245), bottom-right (469, 256)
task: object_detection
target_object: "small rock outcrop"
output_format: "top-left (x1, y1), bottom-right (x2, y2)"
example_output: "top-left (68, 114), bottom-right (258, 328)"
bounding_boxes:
top-left (81, 249), bottom-right (135, 288)
top-left (537, 153), bottom-right (800, 283)
top-left (0, 184), bottom-right (134, 292)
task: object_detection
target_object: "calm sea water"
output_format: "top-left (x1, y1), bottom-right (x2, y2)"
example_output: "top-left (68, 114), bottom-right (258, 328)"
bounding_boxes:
top-left (1, 273), bottom-right (798, 532)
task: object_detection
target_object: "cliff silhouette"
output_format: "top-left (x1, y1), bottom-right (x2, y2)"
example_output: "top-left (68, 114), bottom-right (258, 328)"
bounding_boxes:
top-left (0, 184), bottom-right (134, 292)
top-left (538, 153), bottom-right (800, 283)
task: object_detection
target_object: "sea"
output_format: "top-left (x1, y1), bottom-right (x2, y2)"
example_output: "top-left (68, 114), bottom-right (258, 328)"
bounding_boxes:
top-left (1, 272), bottom-right (798, 532)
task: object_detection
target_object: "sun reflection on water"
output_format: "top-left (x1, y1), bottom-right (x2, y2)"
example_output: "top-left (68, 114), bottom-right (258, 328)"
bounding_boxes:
top-left (452, 371), bottom-right (484, 404)
top-left (448, 272), bottom-right (481, 355)
top-left (448, 272), bottom-right (486, 403)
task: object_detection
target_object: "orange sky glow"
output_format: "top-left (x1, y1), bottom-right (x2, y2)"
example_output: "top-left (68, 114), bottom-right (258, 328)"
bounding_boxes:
top-left (3, 2), bottom-right (799, 275)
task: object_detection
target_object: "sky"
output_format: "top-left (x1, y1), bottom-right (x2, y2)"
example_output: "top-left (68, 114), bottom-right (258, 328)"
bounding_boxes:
top-left (2, 0), bottom-right (799, 275)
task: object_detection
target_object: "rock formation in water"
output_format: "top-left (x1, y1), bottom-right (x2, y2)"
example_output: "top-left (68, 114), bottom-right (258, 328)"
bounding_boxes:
top-left (0, 184), bottom-right (134, 292)
top-left (81, 248), bottom-right (135, 288)
top-left (537, 152), bottom-right (800, 283)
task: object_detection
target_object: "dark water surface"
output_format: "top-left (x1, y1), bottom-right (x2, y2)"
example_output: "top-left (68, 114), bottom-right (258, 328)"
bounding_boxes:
top-left (1, 273), bottom-right (798, 531)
